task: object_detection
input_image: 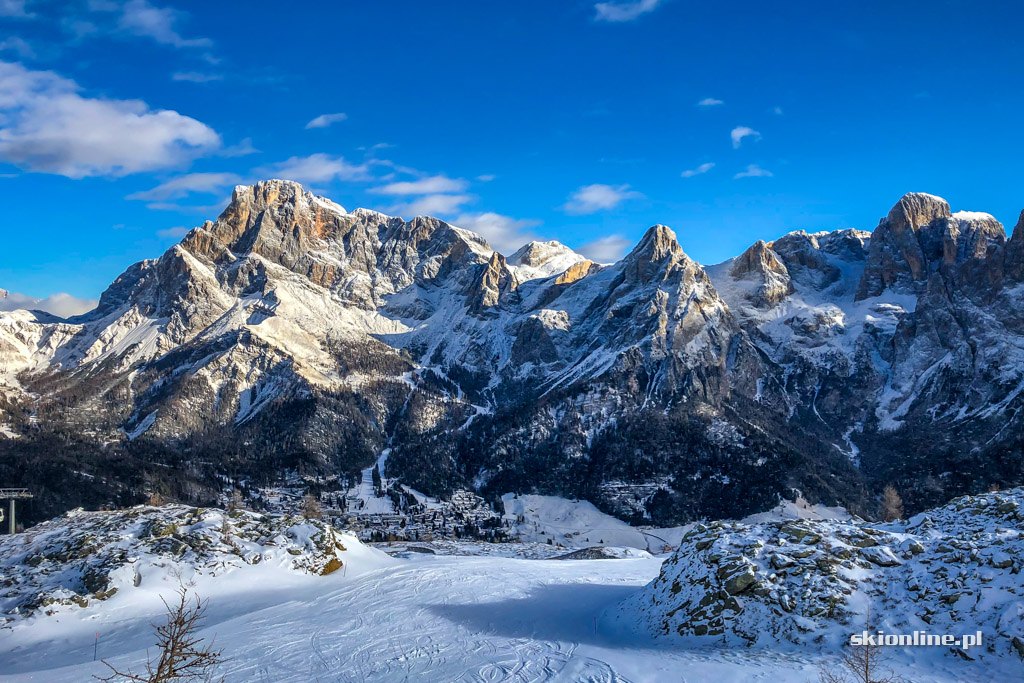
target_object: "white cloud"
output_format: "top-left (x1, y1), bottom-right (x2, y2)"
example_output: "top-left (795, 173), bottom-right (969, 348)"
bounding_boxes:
top-left (117, 0), bottom-right (211, 48)
top-left (594, 0), bottom-right (662, 22)
top-left (369, 174), bottom-right (469, 195)
top-left (257, 154), bottom-right (370, 185)
top-left (0, 60), bottom-right (221, 178)
top-left (171, 71), bottom-right (222, 83)
top-left (681, 162), bottom-right (714, 178)
top-left (562, 183), bottom-right (643, 214)
top-left (305, 112), bottom-right (347, 129)
top-left (0, 0), bottom-right (33, 18)
top-left (392, 194), bottom-right (473, 217)
top-left (734, 164), bottom-right (773, 178)
top-left (577, 234), bottom-right (632, 263)
top-left (697, 97), bottom-right (723, 107)
top-left (730, 126), bottom-right (761, 149)
top-left (127, 172), bottom-right (242, 201)
top-left (0, 290), bottom-right (97, 318)
top-left (156, 225), bottom-right (189, 239)
top-left (476, 174), bottom-right (496, 182)
top-left (452, 212), bottom-right (540, 254)
top-left (0, 37), bottom-right (34, 59)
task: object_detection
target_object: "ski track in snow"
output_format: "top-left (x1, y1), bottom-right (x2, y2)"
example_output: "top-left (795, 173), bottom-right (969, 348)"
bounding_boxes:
top-left (0, 554), bottom-right (836, 683)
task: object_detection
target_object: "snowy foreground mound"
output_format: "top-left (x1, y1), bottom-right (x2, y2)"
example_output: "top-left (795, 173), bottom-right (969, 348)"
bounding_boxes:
top-left (0, 504), bottom-right (392, 622)
top-left (614, 488), bottom-right (1024, 661)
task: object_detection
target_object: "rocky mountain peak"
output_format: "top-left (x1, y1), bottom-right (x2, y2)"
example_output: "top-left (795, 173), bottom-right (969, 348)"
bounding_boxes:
top-left (728, 240), bottom-right (794, 306)
top-left (507, 240), bottom-right (587, 281)
top-left (634, 224), bottom-right (684, 262)
top-left (615, 224), bottom-right (694, 287)
top-left (885, 192), bottom-right (951, 233)
top-left (509, 240), bottom-right (571, 267)
top-left (174, 179), bottom-right (354, 275)
top-left (467, 249), bottom-right (518, 314)
top-left (855, 192), bottom-right (1003, 300)
top-left (729, 240), bottom-right (787, 279)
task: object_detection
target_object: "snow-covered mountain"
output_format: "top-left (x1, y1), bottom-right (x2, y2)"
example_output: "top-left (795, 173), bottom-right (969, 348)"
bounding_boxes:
top-left (2, 182), bottom-right (1023, 524)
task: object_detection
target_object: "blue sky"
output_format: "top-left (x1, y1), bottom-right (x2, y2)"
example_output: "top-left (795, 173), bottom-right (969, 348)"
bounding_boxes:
top-left (0, 0), bottom-right (1022, 311)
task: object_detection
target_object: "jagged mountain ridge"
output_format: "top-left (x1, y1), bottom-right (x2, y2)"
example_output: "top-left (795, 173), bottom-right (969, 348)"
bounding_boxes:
top-left (2, 182), bottom-right (1023, 523)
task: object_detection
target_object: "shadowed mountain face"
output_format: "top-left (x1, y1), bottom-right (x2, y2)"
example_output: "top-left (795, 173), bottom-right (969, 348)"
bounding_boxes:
top-left (2, 182), bottom-right (1023, 524)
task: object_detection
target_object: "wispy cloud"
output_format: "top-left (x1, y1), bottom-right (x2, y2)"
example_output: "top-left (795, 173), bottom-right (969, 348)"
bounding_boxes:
top-left (392, 194), bottom-right (473, 217)
top-left (127, 172), bottom-right (242, 201)
top-left (561, 184), bottom-right (643, 214)
top-left (145, 201), bottom-right (225, 214)
top-left (156, 225), bottom-right (189, 239)
top-left (63, 19), bottom-right (99, 39)
top-left (113, 0), bottom-right (211, 48)
top-left (220, 137), bottom-right (258, 157)
top-left (594, 0), bottom-right (663, 22)
top-left (734, 164), bottom-right (773, 178)
top-left (578, 234), bottom-right (632, 263)
top-left (681, 162), bottom-right (714, 178)
top-left (452, 212), bottom-right (540, 254)
top-left (257, 154), bottom-right (370, 185)
top-left (369, 174), bottom-right (469, 195)
top-left (0, 37), bottom-right (34, 59)
top-left (697, 97), bottom-right (723, 107)
top-left (171, 71), bottom-right (222, 83)
top-left (476, 174), bottom-right (496, 182)
top-left (730, 126), bottom-right (761, 149)
top-left (0, 60), bottom-right (220, 177)
top-left (305, 112), bottom-right (348, 129)
top-left (0, 0), bottom-right (33, 19)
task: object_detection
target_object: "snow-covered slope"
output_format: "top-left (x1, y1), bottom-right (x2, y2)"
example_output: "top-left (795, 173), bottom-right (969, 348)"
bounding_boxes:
top-left (3, 493), bottom-right (1022, 682)
top-left (502, 493), bottom-right (653, 549)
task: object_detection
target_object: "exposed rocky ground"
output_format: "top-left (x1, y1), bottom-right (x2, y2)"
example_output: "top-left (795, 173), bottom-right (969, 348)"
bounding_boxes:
top-left (1, 181), bottom-right (1023, 525)
top-left (614, 487), bottom-right (1024, 662)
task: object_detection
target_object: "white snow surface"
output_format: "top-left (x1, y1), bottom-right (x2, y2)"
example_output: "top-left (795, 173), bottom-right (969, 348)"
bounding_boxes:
top-left (741, 493), bottom-right (851, 524)
top-left (503, 493), bottom-right (658, 550)
top-left (4, 492), bottom-right (1023, 681)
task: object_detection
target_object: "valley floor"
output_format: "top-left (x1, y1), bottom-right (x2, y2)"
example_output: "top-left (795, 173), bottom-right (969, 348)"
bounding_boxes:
top-left (0, 547), bottom-right (1006, 682)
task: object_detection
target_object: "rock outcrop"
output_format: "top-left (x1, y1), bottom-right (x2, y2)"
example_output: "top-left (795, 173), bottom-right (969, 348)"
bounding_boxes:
top-left (613, 488), bottom-right (1024, 662)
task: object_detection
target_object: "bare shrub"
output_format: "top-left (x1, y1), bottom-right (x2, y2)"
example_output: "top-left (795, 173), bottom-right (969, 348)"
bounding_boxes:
top-left (96, 586), bottom-right (223, 682)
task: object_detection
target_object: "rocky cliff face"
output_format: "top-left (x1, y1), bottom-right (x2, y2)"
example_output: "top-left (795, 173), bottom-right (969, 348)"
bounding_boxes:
top-left (2, 182), bottom-right (1023, 524)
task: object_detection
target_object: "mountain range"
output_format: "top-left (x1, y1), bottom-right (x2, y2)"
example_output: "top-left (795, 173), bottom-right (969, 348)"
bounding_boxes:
top-left (2, 180), bottom-right (1022, 523)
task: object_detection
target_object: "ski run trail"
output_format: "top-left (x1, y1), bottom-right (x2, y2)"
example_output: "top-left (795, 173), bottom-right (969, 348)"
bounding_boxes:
top-left (0, 549), bottom-right (1000, 682)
